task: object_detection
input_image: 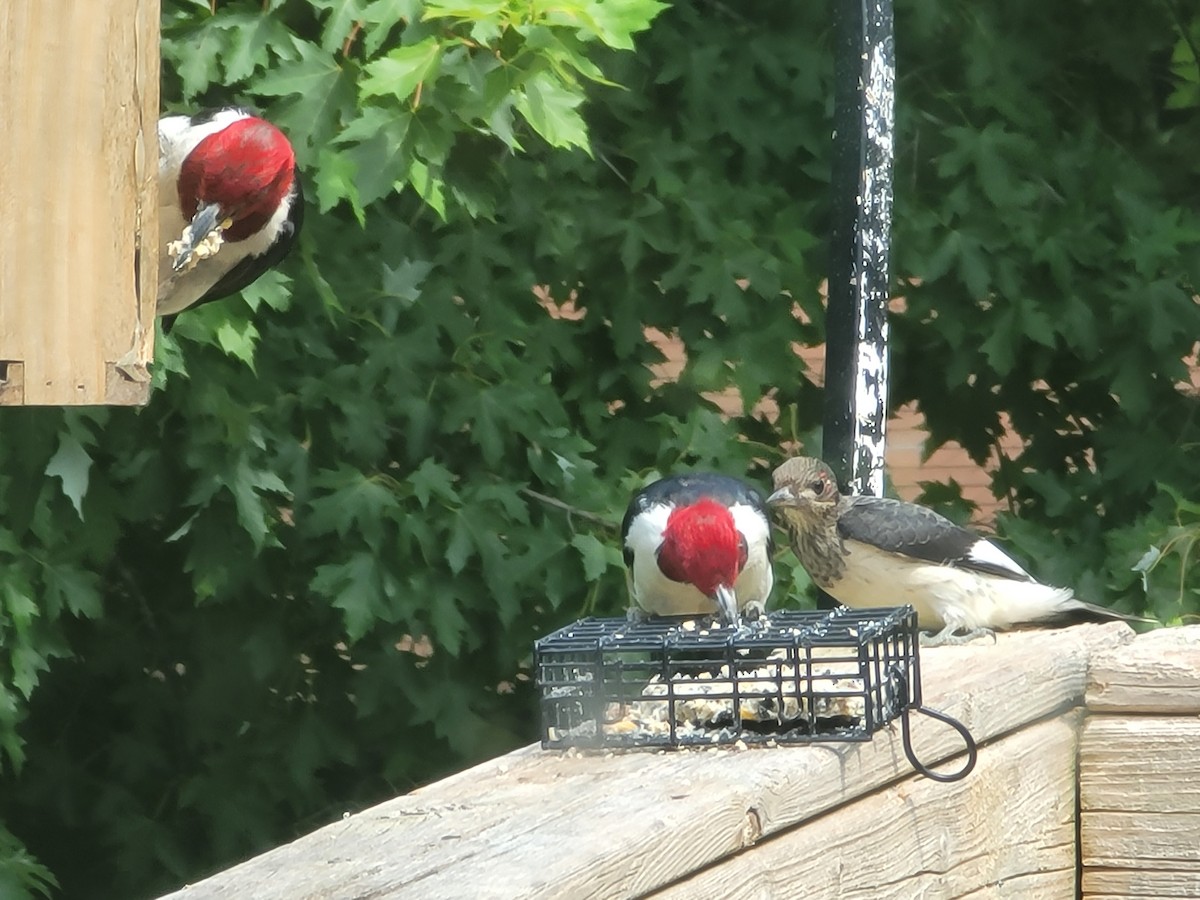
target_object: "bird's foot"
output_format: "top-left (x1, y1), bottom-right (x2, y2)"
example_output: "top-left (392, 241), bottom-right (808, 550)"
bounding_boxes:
top-left (740, 600), bottom-right (767, 623)
top-left (625, 605), bottom-right (650, 625)
top-left (920, 625), bottom-right (996, 647)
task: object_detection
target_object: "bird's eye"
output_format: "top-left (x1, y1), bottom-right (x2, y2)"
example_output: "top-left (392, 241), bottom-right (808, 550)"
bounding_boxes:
top-left (809, 479), bottom-right (825, 495)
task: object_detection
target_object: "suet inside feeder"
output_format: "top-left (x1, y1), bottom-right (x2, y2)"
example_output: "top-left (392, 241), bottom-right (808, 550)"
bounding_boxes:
top-left (536, 605), bottom-right (977, 781)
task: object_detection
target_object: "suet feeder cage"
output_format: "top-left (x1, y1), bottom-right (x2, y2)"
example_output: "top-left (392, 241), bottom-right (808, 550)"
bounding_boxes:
top-left (535, 606), bottom-right (976, 781)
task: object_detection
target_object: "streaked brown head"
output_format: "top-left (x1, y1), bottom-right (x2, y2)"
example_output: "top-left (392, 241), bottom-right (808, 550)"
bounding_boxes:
top-left (767, 456), bottom-right (840, 514)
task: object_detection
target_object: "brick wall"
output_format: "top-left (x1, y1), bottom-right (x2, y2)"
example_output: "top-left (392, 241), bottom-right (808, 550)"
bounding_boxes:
top-left (648, 331), bottom-right (1014, 523)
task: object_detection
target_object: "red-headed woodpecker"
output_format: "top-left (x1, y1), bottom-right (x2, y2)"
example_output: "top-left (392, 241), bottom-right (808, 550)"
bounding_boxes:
top-left (621, 472), bottom-right (775, 625)
top-left (157, 107), bottom-right (303, 321)
top-left (768, 456), bottom-right (1150, 644)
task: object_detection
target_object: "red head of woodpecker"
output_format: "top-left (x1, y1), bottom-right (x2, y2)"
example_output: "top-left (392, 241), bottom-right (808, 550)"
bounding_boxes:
top-left (156, 107), bottom-right (303, 322)
top-left (621, 472), bottom-right (774, 625)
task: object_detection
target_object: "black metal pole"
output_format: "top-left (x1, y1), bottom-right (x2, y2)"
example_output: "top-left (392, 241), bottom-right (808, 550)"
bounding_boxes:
top-left (823, 0), bottom-right (895, 498)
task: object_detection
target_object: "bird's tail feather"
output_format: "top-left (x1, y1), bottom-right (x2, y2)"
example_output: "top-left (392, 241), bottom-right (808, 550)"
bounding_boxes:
top-left (1070, 600), bottom-right (1152, 628)
top-left (1051, 598), bottom-right (1157, 627)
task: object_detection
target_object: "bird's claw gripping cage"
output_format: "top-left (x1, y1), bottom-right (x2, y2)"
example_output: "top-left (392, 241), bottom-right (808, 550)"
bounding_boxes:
top-left (534, 605), bottom-right (976, 782)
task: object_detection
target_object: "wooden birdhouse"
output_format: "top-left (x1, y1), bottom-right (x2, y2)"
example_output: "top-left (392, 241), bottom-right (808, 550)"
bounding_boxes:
top-left (0, 0), bottom-right (159, 406)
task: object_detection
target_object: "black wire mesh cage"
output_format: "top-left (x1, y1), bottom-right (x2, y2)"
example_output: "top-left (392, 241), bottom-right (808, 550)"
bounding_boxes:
top-left (535, 606), bottom-right (921, 750)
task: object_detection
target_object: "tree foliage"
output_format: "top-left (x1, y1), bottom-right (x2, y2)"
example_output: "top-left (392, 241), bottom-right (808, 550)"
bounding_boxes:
top-left (890, 2), bottom-right (1200, 620)
top-left (0, 1), bottom-right (1198, 897)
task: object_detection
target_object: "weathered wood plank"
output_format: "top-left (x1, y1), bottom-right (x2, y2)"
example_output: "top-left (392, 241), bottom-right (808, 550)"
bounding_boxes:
top-left (1080, 717), bottom-right (1200, 875)
top-left (0, 0), bottom-right (157, 405)
top-left (160, 623), bottom-right (1129, 900)
top-left (1086, 625), bottom-right (1200, 714)
top-left (1080, 717), bottom-right (1200, 817)
top-left (1083, 866), bottom-right (1200, 898)
top-left (653, 713), bottom-right (1079, 900)
top-left (1081, 811), bottom-right (1200, 870)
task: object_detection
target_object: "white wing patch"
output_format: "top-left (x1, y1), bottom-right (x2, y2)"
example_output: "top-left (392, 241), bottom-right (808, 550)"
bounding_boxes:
top-left (625, 503), bottom-right (704, 615)
top-left (730, 502), bottom-right (774, 607)
top-left (624, 502), bottom-right (669, 562)
top-left (965, 538), bottom-right (1032, 580)
top-left (730, 503), bottom-right (771, 554)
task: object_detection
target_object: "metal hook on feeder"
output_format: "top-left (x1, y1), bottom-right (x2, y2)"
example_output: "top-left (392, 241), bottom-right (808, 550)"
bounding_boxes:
top-left (892, 664), bottom-right (977, 782)
top-left (899, 704), bottom-right (977, 782)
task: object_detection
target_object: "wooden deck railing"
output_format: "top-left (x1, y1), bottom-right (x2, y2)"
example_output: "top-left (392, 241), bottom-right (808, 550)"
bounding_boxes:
top-left (158, 622), bottom-right (1200, 900)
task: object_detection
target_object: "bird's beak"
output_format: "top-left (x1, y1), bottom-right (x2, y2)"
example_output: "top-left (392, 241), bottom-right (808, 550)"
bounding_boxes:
top-left (713, 584), bottom-right (738, 626)
top-left (172, 201), bottom-right (229, 272)
top-left (766, 486), bottom-right (797, 507)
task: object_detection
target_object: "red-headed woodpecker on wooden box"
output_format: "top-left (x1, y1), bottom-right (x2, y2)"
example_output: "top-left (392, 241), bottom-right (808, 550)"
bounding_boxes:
top-left (621, 472), bottom-right (774, 625)
top-left (157, 107), bottom-right (303, 324)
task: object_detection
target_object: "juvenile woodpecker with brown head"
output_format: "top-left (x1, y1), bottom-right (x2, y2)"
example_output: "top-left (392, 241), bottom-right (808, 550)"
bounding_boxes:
top-left (621, 472), bottom-right (774, 625)
top-left (768, 456), bottom-right (1149, 644)
top-left (157, 107), bottom-right (303, 322)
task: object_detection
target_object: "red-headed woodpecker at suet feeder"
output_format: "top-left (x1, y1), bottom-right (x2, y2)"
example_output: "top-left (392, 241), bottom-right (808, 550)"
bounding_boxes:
top-left (157, 107), bottom-right (303, 322)
top-left (621, 472), bottom-right (775, 625)
top-left (768, 456), bottom-right (1151, 645)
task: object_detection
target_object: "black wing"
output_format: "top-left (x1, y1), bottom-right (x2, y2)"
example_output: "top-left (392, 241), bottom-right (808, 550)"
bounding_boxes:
top-left (837, 495), bottom-right (1031, 582)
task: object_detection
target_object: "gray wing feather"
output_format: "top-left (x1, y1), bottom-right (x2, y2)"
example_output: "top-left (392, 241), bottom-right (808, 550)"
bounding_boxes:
top-left (838, 496), bottom-right (1033, 582)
